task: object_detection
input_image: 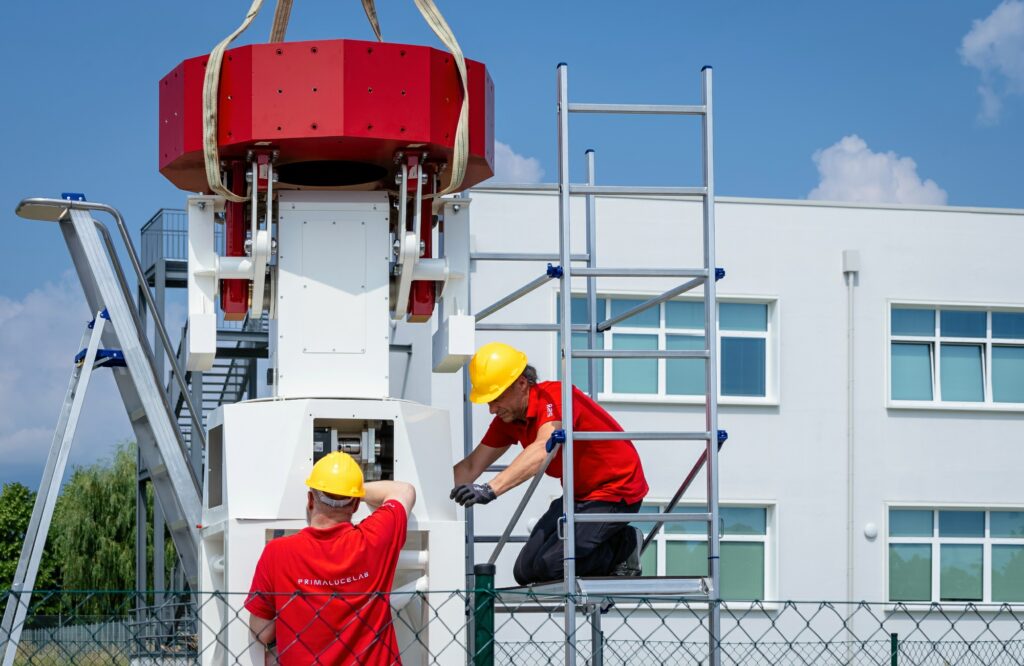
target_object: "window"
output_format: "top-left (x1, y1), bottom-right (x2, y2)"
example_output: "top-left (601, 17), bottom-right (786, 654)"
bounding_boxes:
top-left (560, 296), bottom-right (775, 401)
top-left (890, 306), bottom-right (1024, 406)
top-left (888, 508), bottom-right (1024, 603)
top-left (635, 504), bottom-right (771, 601)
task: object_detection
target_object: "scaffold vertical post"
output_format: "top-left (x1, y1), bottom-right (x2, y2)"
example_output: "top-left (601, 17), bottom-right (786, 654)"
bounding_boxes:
top-left (556, 61), bottom-right (579, 665)
top-left (701, 65), bottom-right (722, 666)
top-left (472, 563), bottom-right (495, 666)
top-left (585, 149), bottom-right (598, 398)
top-left (590, 604), bottom-right (604, 666)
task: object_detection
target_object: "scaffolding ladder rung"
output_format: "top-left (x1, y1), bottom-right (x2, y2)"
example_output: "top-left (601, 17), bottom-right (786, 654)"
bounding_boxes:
top-left (574, 512), bottom-right (712, 524)
top-left (573, 267), bottom-right (708, 278)
top-left (575, 431), bottom-right (713, 441)
top-left (572, 349), bottom-right (709, 359)
top-left (569, 184), bottom-right (707, 197)
top-left (568, 102), bottom-right (706, 116)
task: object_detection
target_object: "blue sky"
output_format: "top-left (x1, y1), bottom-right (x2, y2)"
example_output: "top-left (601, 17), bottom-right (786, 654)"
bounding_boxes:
top-left (1, 1), bottom-right (1021, 487)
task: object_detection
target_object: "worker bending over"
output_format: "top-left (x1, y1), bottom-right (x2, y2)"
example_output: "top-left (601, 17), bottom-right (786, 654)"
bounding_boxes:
top-left (451, 342), bottom-right (648, 585)
top-left (246, 452), bottom-right (415, 665)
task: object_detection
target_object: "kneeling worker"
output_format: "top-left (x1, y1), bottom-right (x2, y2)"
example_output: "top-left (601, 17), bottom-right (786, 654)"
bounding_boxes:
top-left (246, 451), bottom-right (415, 665)
top-left (451, 342), bottom-right (648, 585)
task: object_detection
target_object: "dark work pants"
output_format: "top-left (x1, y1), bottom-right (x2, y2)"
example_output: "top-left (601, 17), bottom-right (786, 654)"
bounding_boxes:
top-left (513, 497), bottom-right (641, 586)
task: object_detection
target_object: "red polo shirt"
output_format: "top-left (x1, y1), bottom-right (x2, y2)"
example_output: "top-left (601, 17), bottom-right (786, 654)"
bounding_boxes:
top-left (481, 381), bottom-right (648, 504)
top-left (245, 500), bottom-right (407, 665)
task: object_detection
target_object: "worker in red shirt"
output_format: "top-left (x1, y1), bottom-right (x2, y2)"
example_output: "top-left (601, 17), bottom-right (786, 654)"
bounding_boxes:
top-left (246, 451), bottom-right (416, 665)
top-left (451, 342), bottom-right (648, 585)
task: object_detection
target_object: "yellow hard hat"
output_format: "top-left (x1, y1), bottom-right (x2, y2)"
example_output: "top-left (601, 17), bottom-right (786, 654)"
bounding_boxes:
top-left (305, 452), bottom-right (365, 498)
top-left (468, 342), bottom-right (528, 404)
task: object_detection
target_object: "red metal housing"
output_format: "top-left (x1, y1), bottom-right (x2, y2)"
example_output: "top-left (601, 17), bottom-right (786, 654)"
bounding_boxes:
top-left (159, 39), bottom-right (494, 192)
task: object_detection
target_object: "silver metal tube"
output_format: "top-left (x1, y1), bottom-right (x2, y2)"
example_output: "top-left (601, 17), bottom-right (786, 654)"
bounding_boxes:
top-left (568, 103), bottom-right (706, 116)
top-left (569, 184), bottom-right (707, 197)
top-left (474, 272), bottom-right (554, 322)
top-left (597, 277), bottom-right (705, 332)
top-left (574, 512), bottom-right (711, 524)
top-left (585, 150), bottom-right (598, 398)
top-left (590, 604), bottom-right (604, 666)
top-left (471, 252), bottom-right (589, 262)
top-left (572, 349), bottom-right (709, 359)
top-left (575, 431), bottom-right (712, 441)
top-left (487, 442), bottom-right (563, 565)
top-left (556, 62), bottom-right (578, 666)
top-left (702, 66), bottom-right (722, 666)
top-left (574, 267), bottom-right (707, 278)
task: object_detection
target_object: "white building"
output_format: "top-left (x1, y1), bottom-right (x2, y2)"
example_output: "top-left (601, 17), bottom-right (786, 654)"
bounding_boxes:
top-left (411, 188), bottom-right (1024, 604)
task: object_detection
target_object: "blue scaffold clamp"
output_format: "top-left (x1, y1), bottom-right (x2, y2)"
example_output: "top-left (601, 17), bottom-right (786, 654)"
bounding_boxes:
top-left (546, 429), bottom-right (567, 452)
top-left (546, 263), bottom-right (564, 279)
top-left (74, 348), bottom-right (126, 368)
top-left (717, 429), bottom-right (728, 444)
top-left (715, 267), bottom-right (726, 281)
top-left (87, 309), bottom-right (111, 329)
top-left (61, 192), bottom-right (87, 202)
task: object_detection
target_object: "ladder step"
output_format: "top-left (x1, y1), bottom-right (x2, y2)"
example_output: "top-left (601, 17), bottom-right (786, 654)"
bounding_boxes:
top-left (575, 431), bottom-right (713, 441)
top-left (569, 185), bottom-right (707, 197)
top-left (129, 408), bottom-right (148, 423)
top-left (74, 348), bottom-right (126, 367)
top-left (572, 349), bottom-right (709, 359)
top-left (575, 512), bottom-right (711, 524)
top-left (573, 267), bottom-right (707, 278)
top-left (568, 102), bottom-right (706, 116)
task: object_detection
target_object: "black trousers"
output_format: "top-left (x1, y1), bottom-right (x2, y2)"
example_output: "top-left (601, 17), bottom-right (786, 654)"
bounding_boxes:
top-left (513, 497), bottom-right (641, 586)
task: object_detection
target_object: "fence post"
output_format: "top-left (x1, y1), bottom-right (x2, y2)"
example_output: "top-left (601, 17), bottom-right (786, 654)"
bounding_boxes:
top-left (890, 632), bottom-right (898, 666)
top-left (473, 563), bottom-right (495, 666)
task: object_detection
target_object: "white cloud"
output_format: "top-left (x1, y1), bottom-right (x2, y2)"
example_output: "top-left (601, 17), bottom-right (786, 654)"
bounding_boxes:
top-left (489, 141), bottom-right (544, 184)
top-left (0, 273), bottom-right (133, 488)
top-left (808, 135), bottom-right (948, 205)
top-left (960, 0), bottom-right (1024, 123)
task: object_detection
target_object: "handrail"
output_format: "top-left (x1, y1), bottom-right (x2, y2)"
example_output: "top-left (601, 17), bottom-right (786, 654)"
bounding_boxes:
top-left (16, 198), bottom-right (207, 456)
top-left (487, 430), bottom-right (565, 565)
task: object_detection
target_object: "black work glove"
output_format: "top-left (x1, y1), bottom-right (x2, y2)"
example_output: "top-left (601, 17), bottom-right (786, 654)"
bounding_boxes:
top-left (449, 483), bottom-right (497, 507)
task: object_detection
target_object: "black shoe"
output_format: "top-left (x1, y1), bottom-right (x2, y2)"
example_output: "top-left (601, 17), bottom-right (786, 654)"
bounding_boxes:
top-left (611, 527), bottom-right (643, 577)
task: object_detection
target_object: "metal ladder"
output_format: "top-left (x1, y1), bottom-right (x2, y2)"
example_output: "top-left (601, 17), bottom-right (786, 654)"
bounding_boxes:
top-left (0, 197), bottom-right (205, 666)
top-left (468, 65), bottom-right (724, 666)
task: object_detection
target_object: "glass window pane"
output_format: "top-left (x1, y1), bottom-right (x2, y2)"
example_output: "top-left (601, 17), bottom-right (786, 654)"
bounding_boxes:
top-left (666, 301), bottom-right (705, 330)
top-left (611, 334), bottom-right (657, 394)
top-left (892, 309), bottom-right (935, 336)
top-left (940, 344), bottom-right (984, 402)
top-left (666, 541), bottom-right (707, 577)
top-left (940, 544), bottom-right (983, 601)
top-left (993, 346), bottom-right (1024, 403)
top-left (721, 337), bottom-right (766, 397)
top-left (890, 509), bottom-right (933, 537)
top-left (566, 332), bottom-right (603, 395)
top-left (941, 310), bottom-right (986, 338)
top-left (634, 504), bottom-right (661, 536)
top-left (720, 303), bottom-right (768, 332)
top-left (666, 335), bottom-right (705, 396)
top-left (992, 512), bottom-right (1024, 538)
top-left (641, 543), bottom-right (658, 576)
top-left (722, 508), bottom-right (767, 536)
top-left (666, 505), bottom-right (707, 535)
top-left (889, 544), bottom-right (932, 601)
top-left (609, 299), bottom-right (659, 328)
top-left (939, 511), bottom-right (984, 537)
top-left (993, 545), bottom-right (1024, 602)
top-left (565, 296), bottom-right (606, 325)
top-left (993, 312), bottom-right (1024, 340)
top-left (891, 343), bottom-right (933, 400)
top-left (721, 542), bottom-right (765, 600)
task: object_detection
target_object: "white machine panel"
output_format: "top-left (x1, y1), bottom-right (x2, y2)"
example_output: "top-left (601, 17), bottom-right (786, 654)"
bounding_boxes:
top-left (273, 191), bottom-right (391, 398)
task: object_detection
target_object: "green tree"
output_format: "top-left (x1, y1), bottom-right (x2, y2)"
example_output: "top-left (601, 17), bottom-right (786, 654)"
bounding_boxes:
top-left (0, 482), bottom-right (61, 612)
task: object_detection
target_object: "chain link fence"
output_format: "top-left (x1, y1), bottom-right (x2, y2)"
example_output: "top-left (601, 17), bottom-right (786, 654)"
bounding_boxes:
top-left (4, 588), bottom-right (1024, 664)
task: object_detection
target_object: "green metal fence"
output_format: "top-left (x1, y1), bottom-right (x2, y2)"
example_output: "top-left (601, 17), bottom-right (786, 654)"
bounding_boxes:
top-left (4, 588), bottom-right (1024, 664)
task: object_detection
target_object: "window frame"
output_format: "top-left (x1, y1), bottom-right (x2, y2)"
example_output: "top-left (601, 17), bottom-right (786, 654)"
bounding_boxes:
top-left (640, 500), bottom-right (777, 602)
top-left (557, 289), bottom-right (780, 406)
top-left (887, 301), bottom-right (1024, 412)
top-left (885, 504), bottom-right (1024, 607)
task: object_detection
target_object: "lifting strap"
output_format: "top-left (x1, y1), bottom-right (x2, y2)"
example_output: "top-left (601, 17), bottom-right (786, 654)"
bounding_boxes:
top-left (202, 0), bottom-right (469, 203)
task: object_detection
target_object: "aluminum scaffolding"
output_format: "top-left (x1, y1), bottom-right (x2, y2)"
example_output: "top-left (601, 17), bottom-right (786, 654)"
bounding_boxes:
top-left (465, 64), bottom-right (725, 665)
